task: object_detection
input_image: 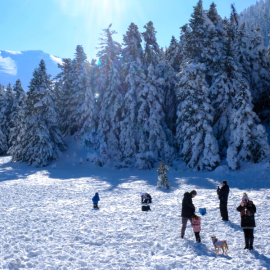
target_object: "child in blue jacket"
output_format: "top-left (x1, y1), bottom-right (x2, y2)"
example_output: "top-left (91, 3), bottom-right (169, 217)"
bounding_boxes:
top-left (92, 193), bottom-right (100, 209)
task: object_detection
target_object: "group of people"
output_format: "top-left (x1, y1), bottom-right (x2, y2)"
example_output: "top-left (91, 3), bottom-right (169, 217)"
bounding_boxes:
top-left (92, 180), bottom-right (257, 250)
top-left (181, 180), bottom-right (257, 250)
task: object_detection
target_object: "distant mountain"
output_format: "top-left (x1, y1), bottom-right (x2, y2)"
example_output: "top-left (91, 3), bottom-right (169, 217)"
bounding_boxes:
top-left (0, 50), bottom-right (63, 90)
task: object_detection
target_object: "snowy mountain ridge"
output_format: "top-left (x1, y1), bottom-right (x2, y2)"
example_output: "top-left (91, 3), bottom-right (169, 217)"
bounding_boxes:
top-left (0, 50), bottom-right (63, 90)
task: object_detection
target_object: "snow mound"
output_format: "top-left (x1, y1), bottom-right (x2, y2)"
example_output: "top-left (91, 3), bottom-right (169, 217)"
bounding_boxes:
top-left (214, 165), bottom-right (229, 173)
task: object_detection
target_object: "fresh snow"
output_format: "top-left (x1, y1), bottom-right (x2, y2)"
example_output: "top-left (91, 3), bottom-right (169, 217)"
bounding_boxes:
top-left (0, 139), bottom-right (269, 269)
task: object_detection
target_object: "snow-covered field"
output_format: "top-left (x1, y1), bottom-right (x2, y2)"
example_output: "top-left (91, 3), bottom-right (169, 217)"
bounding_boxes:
top-left (0, 143), bottom-right (270, 269)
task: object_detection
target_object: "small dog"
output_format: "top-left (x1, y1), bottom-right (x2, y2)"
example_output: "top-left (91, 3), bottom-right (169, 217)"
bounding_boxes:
top-left (211, 236), bottom-right (228, 254)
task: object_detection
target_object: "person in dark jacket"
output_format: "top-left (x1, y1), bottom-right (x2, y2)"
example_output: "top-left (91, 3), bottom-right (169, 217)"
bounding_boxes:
top-left (237, 192), bottom-right (256, 250)
top-left (92, 193), bottom-right (100, 209)
top-left (140, 193), bottom-right (152, 203)
top-left (181, 190), bottom-right (197, 238)
top-left (217, 180), bottom-right (230, 221)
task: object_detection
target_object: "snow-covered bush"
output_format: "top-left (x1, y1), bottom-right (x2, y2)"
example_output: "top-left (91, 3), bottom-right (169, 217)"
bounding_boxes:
top-left (157, 161), bottom-right (170, 189)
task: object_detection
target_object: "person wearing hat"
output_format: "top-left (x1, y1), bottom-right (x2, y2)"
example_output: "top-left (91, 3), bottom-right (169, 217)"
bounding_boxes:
top-left (140, 192), bottom-right (152, 203)
top-left (181, 190), bottom-right (197, 239)
top-left (217, 180), bottom-right (230, 221)
top-left (237, 192), bottom-right (256, 250)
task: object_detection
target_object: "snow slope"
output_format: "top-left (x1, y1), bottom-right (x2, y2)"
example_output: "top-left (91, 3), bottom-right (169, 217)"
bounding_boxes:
top-left (0, 50), bottom-right (62, 90)
top-left (0, 139), bottom-right (270, 269)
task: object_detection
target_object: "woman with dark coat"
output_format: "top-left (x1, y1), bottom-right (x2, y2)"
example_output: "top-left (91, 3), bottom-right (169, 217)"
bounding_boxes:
top-left (237, 192), bottom-right (256, 250)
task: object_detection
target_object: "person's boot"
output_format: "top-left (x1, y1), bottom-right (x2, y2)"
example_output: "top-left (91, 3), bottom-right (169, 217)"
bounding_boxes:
top-left (197, 237), bottom-right (201, 243)
top-left (244, 237), bottom-right (249, 249)
top-left (249, 237), bottom-right (254, 250)
top-left (181, 234), bottom-right (184, 239)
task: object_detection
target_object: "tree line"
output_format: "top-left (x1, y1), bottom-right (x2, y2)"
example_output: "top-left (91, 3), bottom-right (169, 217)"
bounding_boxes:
top-left (1, 0), bottom-right (270, 171)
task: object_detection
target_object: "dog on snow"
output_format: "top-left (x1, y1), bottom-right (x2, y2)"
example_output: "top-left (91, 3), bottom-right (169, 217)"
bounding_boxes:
top-left (211, 236), bottom-right (228, 254)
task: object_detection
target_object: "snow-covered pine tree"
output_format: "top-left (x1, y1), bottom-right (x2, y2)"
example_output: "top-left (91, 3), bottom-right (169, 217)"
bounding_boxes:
top-left (55, 58), bottom-right (73, 135)
top-left (246, 25), bottom-right (270, 109)
top-left (155, 60), bottom-right (177, 142)
top-left (94, 24), bottom-right (124, 166)
top-left (210, 6), bottom-right (246, 156)
top-left (135, 64), bottom-right (175, 169)
top-left (7, 79), bottom-right (27, 155)
top-left (120, 22), bottom-right (146, 166)
top-left (182, 0), bottom-right (210, 63)
top-left (69, 45), bottom-right (95, 146)
top-left (11, 60), bottom-right (66, 167)
top-left (157, 161), bottom-right (170, 189)
top-left (0, 84), bottom-right (8, 155)
top-left (166, 36), bottom-right (183, 72)
top-left (204, 2), bottom-right (226, 83)
top-left (227, 78), bottom-right (270, 170)
top-left (176, 63), bottom-right (220, 171)
top-left (142, 21), bottom-right (161, 68)
top-left (2, 83), bottom-right (14, 142)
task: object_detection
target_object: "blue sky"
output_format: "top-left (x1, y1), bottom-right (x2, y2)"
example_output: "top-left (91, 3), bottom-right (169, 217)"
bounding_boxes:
top-left (0, 0), bottom-right (260, 60)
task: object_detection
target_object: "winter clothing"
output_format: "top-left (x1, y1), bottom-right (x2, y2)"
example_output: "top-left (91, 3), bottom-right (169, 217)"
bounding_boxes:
top-left (181, 217), bottom-right (192, 237)
top-left (242, 192), bottom-right (249, 200)
top-left (244, 229), bottom-right (254, 249)
top-left (194, 232), bottom-right (201, 243)
top-left (217, 184), bottom-right (230, 221)
top-left (236, 200), bottom-right (256, 228)
top-left (92, 193), bottom-right (100, 204)
top-left (212, 238), bottom-right (226, 247)
top-left (220, 201), bottom-right (228, 221)
top-left (237, 199), bottom-right (256, 250)
top-left (191, 217), bottom-right (201, 232)
top-left (181, 192), bottom-right (196, 218)
top-left (141, 193), bottom-right (152, 204)
top-left (217, 184), bottom-right (230, 202)
top-left (190, 190), bottom-right (197, 196)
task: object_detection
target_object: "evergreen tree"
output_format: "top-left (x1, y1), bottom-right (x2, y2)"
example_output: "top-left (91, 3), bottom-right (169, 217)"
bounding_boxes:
top-left (7, 79), bottom-right (27, 155)
top-left (142, 21), bottom-right (161, 67)
top-left (69, 45), bottom-right (95, 145)
top-left (2, 83), bottom-right (14, 141)
top-left (182, 0), bottom-right (210, 63)
top-left (247, 25), bottom-right (270, 107)
top-left (176, 63), bottom-right (220, 171)
top-left (166, 36), bottom-right (183, 72)
top-left (227, 80), bottom-right (270, 170)
top-left (120, 22), bottom-right (146, 166)
top-left (11, 60), bottom-right (66, 167)
top-left (55, 58), bottom-right (73, 136)
top-left (94, 24), bottom-right (124, 166)
top-left (0, 84), bottom-right (8, 154)
top-left (135, 64), bottom-right (175, 169)
top-left (155, 60), bottom-right (177, 139)
top-left (157, 161), bottom-right (170, 189)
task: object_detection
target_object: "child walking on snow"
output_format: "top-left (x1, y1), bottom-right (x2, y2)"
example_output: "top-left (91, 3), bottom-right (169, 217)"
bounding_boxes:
top-left (191, 215), bottom-right (201, 243)
top-left (92, 192), bottom-right (100, 209)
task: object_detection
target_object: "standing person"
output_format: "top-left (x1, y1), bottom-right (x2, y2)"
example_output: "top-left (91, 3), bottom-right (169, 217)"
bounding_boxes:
top-left (92, 192), bottom-right (100, 209)
top-left (237, 193), bottom-right (256, 250)
top-left (181, 190), bottom-right (197, 239)
top-left (217, 180), bottom-right (230, 221)
top-left (191, 214), bottom-right (201, 243)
